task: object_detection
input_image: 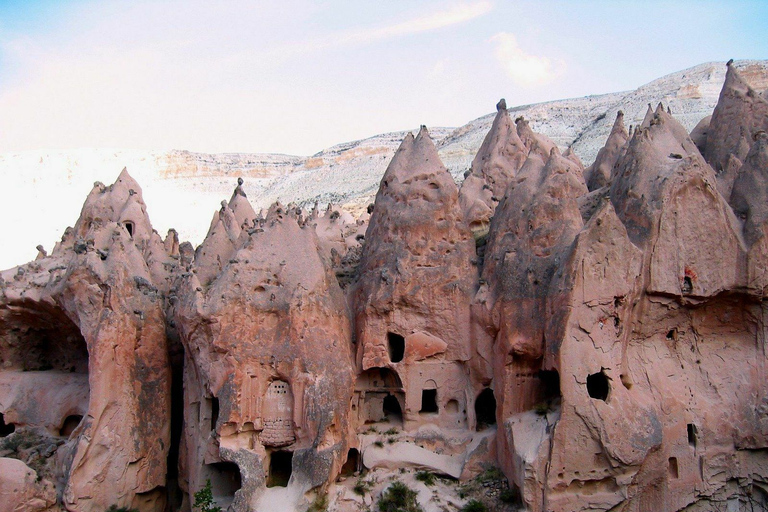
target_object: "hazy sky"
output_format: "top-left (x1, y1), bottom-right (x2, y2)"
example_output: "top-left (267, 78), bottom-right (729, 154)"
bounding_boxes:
top-left (1, 0), bottom-right (766, 156)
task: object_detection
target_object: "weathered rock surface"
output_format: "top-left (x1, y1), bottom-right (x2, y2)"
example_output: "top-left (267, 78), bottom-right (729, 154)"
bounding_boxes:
top-left (0, 170), bottom-right (172, 511)
top-left (2, 61), bottom-right (768, 512)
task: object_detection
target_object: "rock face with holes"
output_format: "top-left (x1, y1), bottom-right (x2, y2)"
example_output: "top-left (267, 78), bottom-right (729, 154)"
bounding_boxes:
top-left (490, 63), bottom-right (768, 512)
top-left (352, 126), bottom-right (483, 436)
top-left (0, 169), bottom-right (172, 512)
top-left (173, 193), bottom-right (355, 511)
top-left (2, 61), bottom-right (768, 512)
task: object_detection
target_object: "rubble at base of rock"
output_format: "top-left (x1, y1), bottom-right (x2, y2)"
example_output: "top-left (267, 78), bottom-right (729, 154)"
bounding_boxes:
top-left (1, 61), bottom-right (768, 512)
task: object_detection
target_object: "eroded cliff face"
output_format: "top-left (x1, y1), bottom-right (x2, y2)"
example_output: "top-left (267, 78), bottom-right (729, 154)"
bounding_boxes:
top-left (0, 169), bottom-right (173, 512)
top-left (1, 61), bottom-right (767, 512)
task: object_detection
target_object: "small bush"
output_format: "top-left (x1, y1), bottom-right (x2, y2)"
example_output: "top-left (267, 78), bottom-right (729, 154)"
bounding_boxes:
top-left (306, 493), bottom-right (328, 512)
top-left (387, 437), bottom-right (397, 444)
top-left (377, 481), bottom-right (423, 512)
top-left (374, 440), bottom-right (384, 448)
top-left (500, 487), bottom-right (520, 503)
top-left (415, 471), bottom-right (436, 486)
top-left (193, 479), bottom-right (222, 512)
top-left (460, 499), bottom-right (488, 512)
top-left (384, 428), bottom-right (399, 435)
top-left (533, 402), bottom-right (550, 415)
top-left (476, 466), bottom-right (505, 484)
top-left (354, 477), bottom-right (373, 496)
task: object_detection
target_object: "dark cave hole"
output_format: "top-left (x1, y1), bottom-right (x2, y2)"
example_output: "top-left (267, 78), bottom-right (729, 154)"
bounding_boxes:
top-left (124, 221), bottom-right (134, 237)
top-left (383, 394), bottom-right (403, 422)
top-left (475, 388), bottom-right (497, 431)
top-left (208, 461), bottom-right (242, 499)
top-left (538, 370), bottom-right (561, 400)
top-left (211, 396), bottom-right (219, 432)
top-left (0, 413), bottom-right (15, 437)
top-left (682, 276), bottom-right (693, 294)
top-left (688, 423), bottom-right (697, 447)
top-left (420, 389), bottom-right (438, 414)
top-left (59, 414), bottom-right (83, 437)
top-left (387, 332), bottom-right (405, 363)
top-left (667, 328), bottom-right (678, 341)
top-left (341, 448), bottom-right (359, 477)
top-left (267, 451), bottom-right (293, 488)
top-left (586, 371), bottom-right (610, 401)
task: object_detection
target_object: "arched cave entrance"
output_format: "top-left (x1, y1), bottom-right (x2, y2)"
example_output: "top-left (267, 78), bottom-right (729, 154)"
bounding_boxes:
top-left (206, 461), bottom-right (242, 507)
top-left (267, 450), bottom-right (293, 488)
top-left (355, 368), bottom-right (404, 425)
top-left (341, 448), bottom-right (360, 477)
top-left (387, 332), bottom-right (405, 363)
top-left (383, 394), bottom-right (403, 424)
top-left (0, 302), bottom-right (89, 437)
top-left (475, 388), bottom-right (497, 431)
top-left (59, 414), bottom-right (83, 437)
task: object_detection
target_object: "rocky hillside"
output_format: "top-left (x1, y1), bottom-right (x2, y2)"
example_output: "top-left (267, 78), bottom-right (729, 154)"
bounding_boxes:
top-left (0, 60), bottom-right (766, 270)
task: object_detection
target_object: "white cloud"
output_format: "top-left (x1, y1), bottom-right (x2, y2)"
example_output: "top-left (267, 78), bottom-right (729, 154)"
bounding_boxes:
top-left (258, 1), bottom-right (494, 64)
top-left (491, 32), bottom-right (564, 86)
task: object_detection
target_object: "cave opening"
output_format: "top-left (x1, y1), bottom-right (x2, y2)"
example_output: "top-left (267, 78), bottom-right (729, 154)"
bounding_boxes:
top-left (387, 332), bottom-right (405, 363)
top-left (210, 396), bottom-right (219, 432)
top-left (587, 371), bottom-right (610, 401)
top-left (124, 221), bottom-right (134, 237)
top-left (165, 342), bottom-right (185, 511)
top-left (668, 457), bottom-right (679, 479)
top-left (6, 308), bottom-right (89, 374)
top-left (420, 389), bottom-right (438, 414)
top-left (682, 276), bottom-right (693, 294)
top-left (538, 369), bottom-right (561, 400)
top-left (383, 394), bottom-right (403, 423)
top-left (267, 451), bottom-right (293, 488)
top-left (207, 461), bottom-right (242, 505)
top-left (59, 414), bottom-right (83, 437)
top-left (688, 423), bottom-right (697, 447)
top-left (475, 388), bottom-right (497, 431)
top-left (0, 413), bottom-right (15, 437)
top-left (341, 448), bottom-right (359, 477)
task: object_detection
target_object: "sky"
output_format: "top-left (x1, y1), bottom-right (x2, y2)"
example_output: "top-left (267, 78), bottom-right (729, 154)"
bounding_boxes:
top-left (0, 0), bottom-right (766, 156)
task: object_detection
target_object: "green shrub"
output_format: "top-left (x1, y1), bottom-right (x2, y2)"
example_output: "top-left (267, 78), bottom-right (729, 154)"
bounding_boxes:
top-left (499, 487), bottom-right (520, 503)
top-left (374, 440), bottom-right (384, 448)
top-left (377, 481), bottom-right (423, 512)
top-left (476, 466), bottom-right (505, 484)
top-left (193, 479), bottom-right (222, 512)
top-left (306, 493), bottom-right (328, 512)
top-left (354, 477), bottom-right (373, 496)
top-left (384, 428), bottom-right (399, 435)
top-left (415, 471), bottom-right (436, 486)
top-left (460, 499), bottom-right (488, 512)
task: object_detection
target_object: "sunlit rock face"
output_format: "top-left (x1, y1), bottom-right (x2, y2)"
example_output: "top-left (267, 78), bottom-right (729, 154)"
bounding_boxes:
top-left (174, 191), bottom-right (355, 512)
top-left (352, 126), bottom-right (484, 437)
top-left (1, 61), bottom-right (768, 512)
top-left (0, 169), bottom-right (172, 512)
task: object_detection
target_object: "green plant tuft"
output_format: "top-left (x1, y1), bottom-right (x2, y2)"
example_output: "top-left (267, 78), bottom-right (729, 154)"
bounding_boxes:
top-left (193, 479), bottom-right (222, 512)
top-left (306, 493), bottom-right (328, 512)
top-left (460, 499), bottom-right (488, 512)
top-left (377, 481), bottom-right (423, 512)
top-left (415, 471), bottom-right (436, 486)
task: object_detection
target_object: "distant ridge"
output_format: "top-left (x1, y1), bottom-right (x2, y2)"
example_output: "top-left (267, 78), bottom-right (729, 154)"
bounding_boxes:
top-left (0, 60), bottom-right (766, 270)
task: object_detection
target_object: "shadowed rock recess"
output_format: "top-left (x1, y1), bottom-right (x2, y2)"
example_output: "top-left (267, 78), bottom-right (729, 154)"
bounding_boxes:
top-left (1, 62), bottom-right (768, 512)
